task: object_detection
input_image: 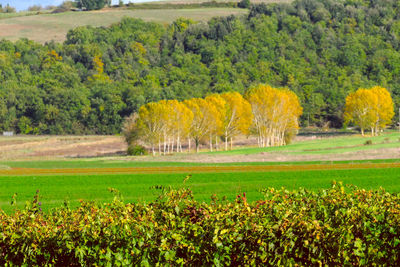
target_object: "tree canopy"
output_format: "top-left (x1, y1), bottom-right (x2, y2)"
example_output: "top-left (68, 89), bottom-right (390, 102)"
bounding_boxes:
top-left (344, 86), bottom-right (394, 135)
top-left (76, 0), bottom-right (105, 10)
top-left (0, 0), bottom-right (400, 134)
top-left (127, 86), bottom-right (302, 154)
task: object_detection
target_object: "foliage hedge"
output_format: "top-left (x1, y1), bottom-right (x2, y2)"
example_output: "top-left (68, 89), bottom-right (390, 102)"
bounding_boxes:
top-left (1, 182), bottom-right (400, 265)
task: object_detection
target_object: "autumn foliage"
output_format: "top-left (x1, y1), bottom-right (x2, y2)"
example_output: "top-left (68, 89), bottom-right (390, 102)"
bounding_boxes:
top-left (125, 85), bottom-right (302, 154)
top-left (2, 183), bottom-right (400, 265)
top-left (246, 85), bottom-right (303, 147)
top-left (344, 86), bottom-right (394, 136)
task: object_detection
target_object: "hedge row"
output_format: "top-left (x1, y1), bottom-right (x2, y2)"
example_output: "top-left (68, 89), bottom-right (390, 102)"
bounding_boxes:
top-left (1, 182), bottom-right (400, 266)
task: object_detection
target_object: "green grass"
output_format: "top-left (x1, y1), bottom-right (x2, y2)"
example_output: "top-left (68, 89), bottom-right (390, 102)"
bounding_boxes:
top-left (0, 8), bottom-right (247, 43)
top-left (1, 157), bottom-right (400, 169)
top-left (0, 10), bottom-right (53, 20)
top-left (204, 132), bottom-right (400, 155)
top-left (1, 168), bottom-right (399, 213)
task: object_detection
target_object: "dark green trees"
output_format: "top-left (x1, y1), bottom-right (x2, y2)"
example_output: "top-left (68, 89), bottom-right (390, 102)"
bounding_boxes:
top-left (1, 0), bottom-right (400, 134)
top-left (75, 0), bottom-right (105, 10)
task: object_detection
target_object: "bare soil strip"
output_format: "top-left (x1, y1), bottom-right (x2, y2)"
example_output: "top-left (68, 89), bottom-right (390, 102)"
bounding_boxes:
top-left (1, 162), bottom-right (399, 176)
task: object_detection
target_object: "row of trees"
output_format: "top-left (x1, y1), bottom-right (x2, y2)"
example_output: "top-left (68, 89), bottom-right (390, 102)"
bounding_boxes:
top-left (344, 86), bottom-right (394, 136)
top-left (126, 85), bottom-right (394, 155)
top-left (75, 0), bottom-right (111, 10)
top-left (125, 85), bottom-right (302, 154)
top-left (0, 4), bottom-right (16, 13)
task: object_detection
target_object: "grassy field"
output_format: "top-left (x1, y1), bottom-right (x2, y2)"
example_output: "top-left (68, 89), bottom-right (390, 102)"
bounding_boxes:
top-left (0, 131), bottom-right (399, 161)
top-left (0, 167), bottom-right (399, 213)
top-left (204, 131), bottom-right (400, 155)
top-left (0, 131), bottom-right (398, 212)
top-left (0, 8), bottom-right (247, 43)
top-left (0, 158), bottom-right (399, 169)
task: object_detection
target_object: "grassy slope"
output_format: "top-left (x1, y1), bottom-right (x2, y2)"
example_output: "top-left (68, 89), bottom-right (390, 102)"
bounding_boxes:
top-left (202, 131), bottom-right (400, 155)
top-left (0, 8), bottom-right (247, 43)
top-left (0, 168), bottom-right (399, 212)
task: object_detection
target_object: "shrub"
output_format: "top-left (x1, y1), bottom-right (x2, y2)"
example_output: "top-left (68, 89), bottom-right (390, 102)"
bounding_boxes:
top-left (238, 0), bottom-right (251, 9)
top-left (127, 144), bottom-right (147, 155)
top-left (28, 5), bottom-right (42, 11)
top-left (364, 139), bottom-right (373, 145)
top-left (284, 128), bottom-right (297, 145)
top-left (1, 182), bottom-right (400, 265)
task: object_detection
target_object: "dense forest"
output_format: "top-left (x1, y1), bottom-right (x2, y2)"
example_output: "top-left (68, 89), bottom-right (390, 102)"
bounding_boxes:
top-left (1, 0), bottom-right (400, 134)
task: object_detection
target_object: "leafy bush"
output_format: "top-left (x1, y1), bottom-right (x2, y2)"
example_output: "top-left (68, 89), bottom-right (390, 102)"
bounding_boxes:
top-left (76, 0), bottom-right (105, 11)
top-left (238, 0), bottom-right (250, 9)
top-left (1, 182), bottom-right (400, 265)
top-left (28, 5), bottom-right (42, 11)
top-left (127, 144), bottom-right (147, 156)
top-left (364, 140), bottom-right (373, 145)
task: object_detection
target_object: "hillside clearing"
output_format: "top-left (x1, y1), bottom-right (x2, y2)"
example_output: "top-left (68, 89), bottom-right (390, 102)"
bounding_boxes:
top-left (0, 8), bottom-right (247, 43)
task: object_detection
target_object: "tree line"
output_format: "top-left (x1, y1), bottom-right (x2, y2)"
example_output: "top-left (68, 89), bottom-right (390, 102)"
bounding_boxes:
top-left (124, 85), bottom-right (302, 154)
top-left (125, 85), bottom-right (394, 154)
top-left (1, 0), bottom-right (400, 134)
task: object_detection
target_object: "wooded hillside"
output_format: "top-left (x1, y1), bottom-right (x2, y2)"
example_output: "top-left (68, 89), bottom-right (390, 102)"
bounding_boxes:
top-left (0, 0), bottom-right (399, 134)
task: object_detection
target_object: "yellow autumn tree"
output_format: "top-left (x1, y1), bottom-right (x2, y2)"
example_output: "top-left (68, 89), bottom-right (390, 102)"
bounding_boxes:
top-left (344, 86), bottom-right (394, 136)
top-left (370, 86), bottom-right (394, 135)
top-left (220, 91), bottom-right (253, 150)
top-left (246, 84), bottom-right (302, 147)
top-left (42, 50), bottom-right (63, 68)
top-left (158, 100), bottom-right (174, 154)
top-left (136, 102), bottom-right (170, 155)
top-left (163, 100), bottom-right (193, 153)
top-left (184, 98), bottom-right (220, 152)
top-left (276, 88), bottom-right (303, 145)
top-left (88, 55), bottom-right (110, 82)
top-left (204, 94), bottom-right (225, 151)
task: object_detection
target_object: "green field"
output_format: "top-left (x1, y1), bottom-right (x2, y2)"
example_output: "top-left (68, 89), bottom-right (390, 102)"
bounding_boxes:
top-left (1, 167), bottom-right (399, 213)
top-left (204, 131), bottom-right (400, 155)
top-left (1, 157), bottom-right (400, 169)
top-left (0, 8), bottom-right (247, 43)
top-left (1, 131), bottom-right (399, 213)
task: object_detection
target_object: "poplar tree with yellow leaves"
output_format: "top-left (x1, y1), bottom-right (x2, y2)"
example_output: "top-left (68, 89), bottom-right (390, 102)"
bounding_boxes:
top-left (246, 85), bottom-right (302, 147)
top-left (136, 102), bottom-right (169, 155)
top-left (204, 94), bottom-right (225, 151)
top-left (184, 98), bottom-right (220, 153)
top-left (344, 86), bottom-right (394, 136)
top-left (220, 92), bottom-right (253, 150)
top-left (163, 100), bottom-right (193, 153)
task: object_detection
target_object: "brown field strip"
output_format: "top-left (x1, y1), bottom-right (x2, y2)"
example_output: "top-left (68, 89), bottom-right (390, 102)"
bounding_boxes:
top-left (0, 162), bottom-right (399, 176)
